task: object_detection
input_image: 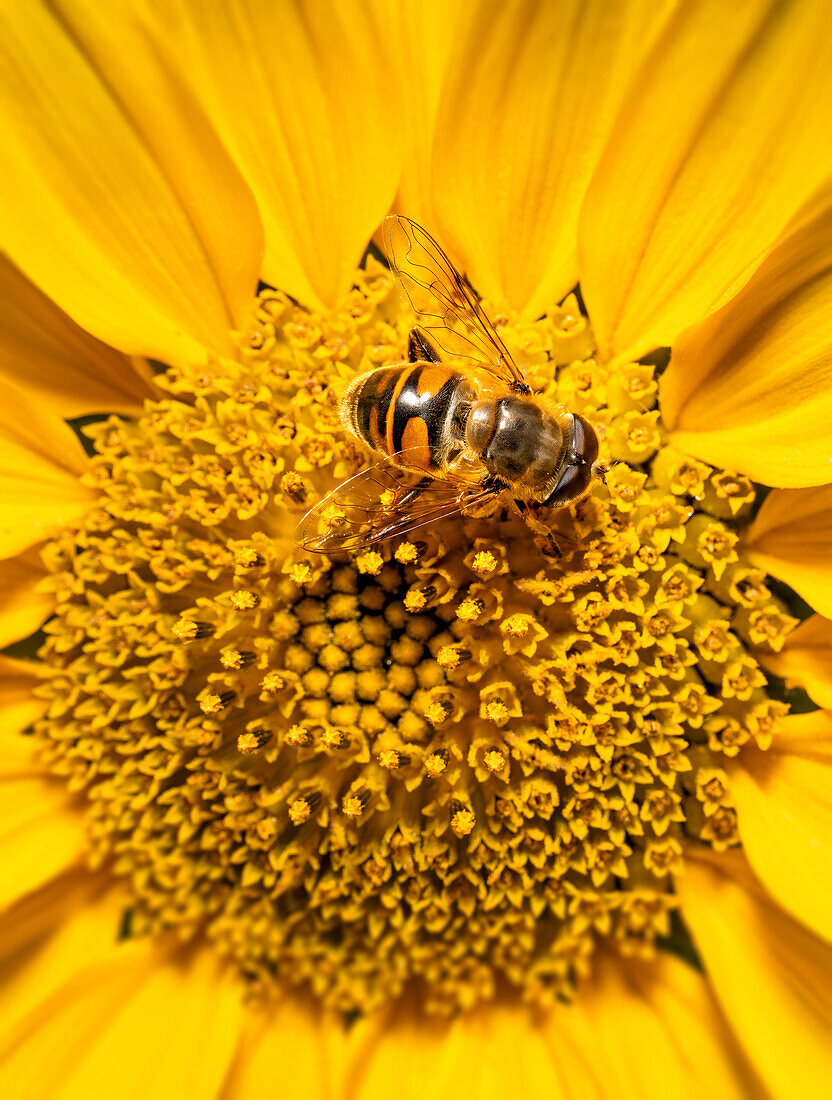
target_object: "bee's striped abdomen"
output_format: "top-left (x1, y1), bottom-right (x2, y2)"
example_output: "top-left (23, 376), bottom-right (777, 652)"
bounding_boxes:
top-left (341, 363), bottom-right (471, 474)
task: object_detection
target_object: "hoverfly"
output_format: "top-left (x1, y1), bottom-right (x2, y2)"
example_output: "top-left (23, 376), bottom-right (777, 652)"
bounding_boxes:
top-left (297, 215), bottom-right (603, 553)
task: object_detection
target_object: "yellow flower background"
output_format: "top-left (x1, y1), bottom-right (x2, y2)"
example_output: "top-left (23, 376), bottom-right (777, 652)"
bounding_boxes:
top-left (2, 0), bottom-right (832, 1096)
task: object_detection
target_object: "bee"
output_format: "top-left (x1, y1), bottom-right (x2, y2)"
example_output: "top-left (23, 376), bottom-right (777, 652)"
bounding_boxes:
top-left (297, 215), bottom-right (603, 553)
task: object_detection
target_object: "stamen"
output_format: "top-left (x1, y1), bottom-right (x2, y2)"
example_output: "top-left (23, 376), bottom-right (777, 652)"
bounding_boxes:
top-left (173, 619), bottom-right (214, 641)
top-left (425, 751), bottom-right (449, 778)
top-left (237, 728), bottom-right (271, 754)
top-left (450, 804), bottom-right (476, 837)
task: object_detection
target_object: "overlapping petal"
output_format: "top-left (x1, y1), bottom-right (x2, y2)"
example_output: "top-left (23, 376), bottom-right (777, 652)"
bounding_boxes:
top-left (430, 0), bottom-right (669, 318)
top-left (742, 486), bottom-right (832, 618)
top-left (681, 850), bottom-right (832, 1097)
top-left (0, 656), bottom-right (43, 738)
top-left (659, 185), bottom-right (832, 484)
top-left (221, 997), bottom-right (347, 1100)
top-left (0, 891), bottom-right (127, 1042)
top-left (580, 0), bottom-right (832, 361)
top-left (0, 0), bottom-right (263, 365)
top-left (0, 716), bottom-right (86, 913)
top-left (0, 912), bottom-right (242, 1099)
top-left (349, 999), bottom-right (566, 1099)
top-left (546, 953), bottom-right (761, 1099)
top-left (0, 869), bottom-right (107, 973)
top-left (388, 0), bottom-right (462, 226)
top-left (730, 712), bottom-right (832, 940)
top-left (0, 385), bottom-right (94, 561)
top-left (140, 0), bottom-right (403, 310)
top-left (0, 255), bottom-right (155, 420)
top-left (350, 952), bottom-right (757, 1100)
top-left (759, 615), bottom-right (832, 709)
top-left (0, 551), bottom-right (52, 650)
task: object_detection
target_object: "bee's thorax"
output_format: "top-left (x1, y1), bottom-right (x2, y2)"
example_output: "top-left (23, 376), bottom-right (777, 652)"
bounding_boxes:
top-left (467, 396), bottom-right (567, 500)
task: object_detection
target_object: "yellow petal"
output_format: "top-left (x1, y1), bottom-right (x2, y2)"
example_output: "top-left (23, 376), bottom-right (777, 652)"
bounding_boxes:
top-left (0, 547), bottom-right (52, 648)
top-left (350, 999), bottom-right (564, 1099)
top-left (759, 615), bottom-right (832, 709)
top-left (390, 1), bottom-right (462, 227)
top-left (0, 656), bottom-right (43, 736)
top-left (0, 889), bottom-right (127, 1043)
top-left (0, 919), bottom-right (242, 1100)
top-left (579, 0), bottom-right (832, 361)
top-left (221, 996), bottom-right (346, 1100)
top-left (0, 0), bottom-right (263, 365)
top-left (729, 711), bottom-right (832, 940)
top-left (0, 384), bottom-right (95, 560)
top-left (148, 0), bottom-right (402, 309)
top-left (742, 486), bottom-right (832, 618)
top-left (351, 951), bottom-right (756, 1100)
top-left (0, 255), bottom-right (155, 420)
top-left (0, 729), bottom-right (86, 913)
top-left (430, 0), bottom-right (670, 317)
top-left (659, 185), bottom-right (832, 485)
top-left (681, 849), bottom-right (832, 1097)
top-left (545, 952), bottom-right (759, 1100)
top-left (0, 868), bottom-right (107, 970)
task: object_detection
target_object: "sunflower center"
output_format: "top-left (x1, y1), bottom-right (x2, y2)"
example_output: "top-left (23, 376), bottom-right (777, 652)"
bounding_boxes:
top-left (35, 260), bottom-right (793, 1015)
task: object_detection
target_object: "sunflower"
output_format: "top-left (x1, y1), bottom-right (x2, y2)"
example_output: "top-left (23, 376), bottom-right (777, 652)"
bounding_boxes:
top-left (2, 0), bottom-right (832, 1095)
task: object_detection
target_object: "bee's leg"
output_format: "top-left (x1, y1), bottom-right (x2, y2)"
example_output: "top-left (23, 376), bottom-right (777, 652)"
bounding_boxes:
top-left (408, 327), bottom-right (442, 364)
top-left (393, 477), bottom-right (434, 512)
top-left (514, 499), bottom-right (564, 560)
top-left (592, 461), bottom-right (609, 487)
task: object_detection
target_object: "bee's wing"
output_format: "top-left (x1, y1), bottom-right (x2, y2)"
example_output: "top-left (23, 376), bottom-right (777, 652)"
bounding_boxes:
top-left (297, 455), bottom-right (496, 554)
top-left (383, 215), bottom-right (529, 393)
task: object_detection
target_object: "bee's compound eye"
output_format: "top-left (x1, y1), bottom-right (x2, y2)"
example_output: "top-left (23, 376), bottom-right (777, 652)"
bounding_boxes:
top-left (543, 460), bottom-right (594, 508)
top-left (571, 415), bottom-right (599, 468)
top-left (543, 414), bottom-right (600, 508)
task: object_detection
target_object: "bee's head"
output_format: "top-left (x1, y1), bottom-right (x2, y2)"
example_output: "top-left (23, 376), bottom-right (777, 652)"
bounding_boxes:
top-left (542, 414), bottom-right (601, 508)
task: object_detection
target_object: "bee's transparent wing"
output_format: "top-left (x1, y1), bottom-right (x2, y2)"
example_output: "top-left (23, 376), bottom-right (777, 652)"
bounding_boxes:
top-left (383, 215), bottom-right (528, 392)
top-left (297, 454), bottom-right (495, 553)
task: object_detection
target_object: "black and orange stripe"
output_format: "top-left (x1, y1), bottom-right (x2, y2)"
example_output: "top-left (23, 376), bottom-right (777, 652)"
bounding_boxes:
top-left (343, 364), bottom-right (471, 474)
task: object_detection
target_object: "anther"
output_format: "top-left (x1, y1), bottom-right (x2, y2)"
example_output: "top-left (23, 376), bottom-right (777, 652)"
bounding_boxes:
top-left (502, 616), bottom-right (529, 638)
top-left (425, 750), bottom-right (449, 777)
top-left (260, 671), bottom-right (285, 694)
top-left (456, 597), bottom-right (484, 623)
top-left (484, 701), bottom-right (510, 724)
top-left (378, 748), bottom-right (410, 769)
top-left (231, 590), bottom-right (261, 610)
top-left (173, 619), bottom-right (214, 642)
top-left (285, 724), bottom-right (312, 747)
top-left (437, 646), bottom-right (471, 670)
top-left (342, 790), bottom-right (370, 817)
top-left (234, 547), bottom-right (265, 569)
top-left (450, 802), bottom-right (476, 837)
top-left (221, 649), bottom-right (256, 670)
top-left (290, 563), bottom-right (313, 585)
top-left (395, 541), bottom-right (420, 565)
top-left (280, 471), bottom-right (308, 502)
top-left (425, 701), bottom-right (452, 726)
top-left (199, 690), bottom-right (236, 715)
top-left (322, 727), bottom-right (349, 750)
top-left (404, 585), bottom-right (435, 613)
top-left (356, 550), bottom-right (384, 576)
top-left (483, 748), bottom-right (506, 773)
top-left (289, 790), bottom-right (322, 825)
top-left (236, 728), bottom-right (272, 754)
top-left (471, 550), bottom-right (499, 575)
